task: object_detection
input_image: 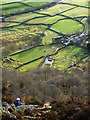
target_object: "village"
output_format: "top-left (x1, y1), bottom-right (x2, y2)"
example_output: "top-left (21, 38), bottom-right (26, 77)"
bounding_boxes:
top-left (52, 32), bottom-right (89, 47)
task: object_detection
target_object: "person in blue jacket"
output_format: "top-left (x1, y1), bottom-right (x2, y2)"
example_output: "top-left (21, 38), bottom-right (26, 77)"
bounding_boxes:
top-left (14, 98), bottom-right (22, 107)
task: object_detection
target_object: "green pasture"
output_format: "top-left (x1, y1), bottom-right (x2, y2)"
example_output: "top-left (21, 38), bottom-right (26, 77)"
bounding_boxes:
top-left (2, 2), bottom-right (49, 15)
top-left (71, 2), bottom-right (88, 7)
top-left (26, 16), bottom-right (50, 24)
top-left (11, 45), bottom-right (56, 70)
top-left (51, 19), bottom-right (84, 35)
top-left (63, 7), bottom-right (88, 17)
top-left (39, 4), bottom-right (74, 15)
top-left (27, 15), bottom-right (65, 24)
top-left (2, 3), bottom-right (32, 15)
top-left (5, 13), bottom-right (44, 23)
top-left (17, 58), bottom-right (43, 72)
top-left (43, 15), bottom-right (65, 24)
top-left (42, 30), bottom-right (58, 44)
top-left (22, 2), bottom-right (49, 7)
top-left (11, 45), bottom-right (56, 63)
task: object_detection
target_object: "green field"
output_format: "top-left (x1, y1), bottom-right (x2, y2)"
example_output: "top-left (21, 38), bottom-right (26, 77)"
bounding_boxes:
top-left (52, 45), bottom-right (88, 71)
top-left (26, 15), bottom-right (65, 24)
top-left (5, 13), bottom-right (44, 23)
top-left (70, 2), bottom-right (88, 7)
top-left (63, 7), bottom-right (88, 17)
top-left (42, 30), bottom-right (58, 44)
top-left (9, 45), bottom-right (56, 71)
top-left (22, 2), bottom-right (49, 7)
top-left (39, 4), bottom-right (74, 15)
top-left (2, 2), bottom-right (50, 15)
top-left (11, 45), bottom-right (55, 62)
top-left (52, 46), bottom-right (87, 62)
top-left (2, 3), bottom-right (31, 15)
top-left (51, 19), bottom-right (84, 34)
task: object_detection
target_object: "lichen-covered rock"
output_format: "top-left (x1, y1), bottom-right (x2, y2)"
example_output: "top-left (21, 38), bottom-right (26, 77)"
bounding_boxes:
top-left (16, 105), bottom-right (38, 112)
top-left (2, 102), bottom-right (11, 108)
top-left (8, 112), bottom-right (17, 119)
top-left (2, 111), bottom-right (17, 120)
top-left (11, 104), bottom-right (16, 110)
top-left (24, 116), bottom-right (36, 119)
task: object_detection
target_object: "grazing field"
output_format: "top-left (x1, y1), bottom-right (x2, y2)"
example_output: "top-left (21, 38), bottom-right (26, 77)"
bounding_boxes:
top-left (70, 2), bottom-right (88, 7)
top-left (5, 13), bottom-right (44, 22)
top-left (63, 7), bottom-right (88, 17)
top-left (39, 4), bottom-right (74, 15)
top-left (42, 30), bottom-right (58, 44)
top-left (9, 45), bottom-right (57, 71)
top-left (26, 15), bottom-right (65, 24)
top-left (22, 2), bottom-right (49, 7)
top-left (11, 45), bottom-right (56, 63)
top-left (2, 2), bottom-right (50, 15)
top-left (2, 2), bottom-right (32, 15)
top-left (51, 19), bottom-right (84, 34)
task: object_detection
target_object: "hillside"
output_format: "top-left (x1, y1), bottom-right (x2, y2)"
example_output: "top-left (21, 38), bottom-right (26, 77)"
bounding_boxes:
top-left (1, 0), bottom-right (89, 120)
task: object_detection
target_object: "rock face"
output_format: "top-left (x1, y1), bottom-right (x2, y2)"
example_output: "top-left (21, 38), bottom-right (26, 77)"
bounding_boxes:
top-left (1, 102), bottom-right (39, 120)
top-left (16, 105), bottom-right (39, 112)
top-left (1, 99), bottom-right (89, 120)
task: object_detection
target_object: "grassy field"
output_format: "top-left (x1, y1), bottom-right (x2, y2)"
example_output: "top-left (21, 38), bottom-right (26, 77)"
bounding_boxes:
top-left (2, 2), bottom-right (50, 15)
top-left (17, 58), bottom-right (43, 72)
top-left (71, 2), bottom-right (88, 7)
top-left (42, 30), bottom-right (58, 44)
top-left (9, 45), bottom-right (56, 71)
top-left (26, 15), bottom-right (65, 24)
top-left (39, 4), bottom-right (74, 15)
top-left (22, 2), bottom-right (49, 7)
top-left (5, 12), bottom-right (44, 23)
top-left (2, 3), bottom-right (31, 15)
top-left (63, 7), bottom-right (88, 17)
top-left (51, 45), bottom-right (88, 71)
top-left (51, 19), bottom-right (84, 35)
top-left (52, 46), bottom-right (87, 62)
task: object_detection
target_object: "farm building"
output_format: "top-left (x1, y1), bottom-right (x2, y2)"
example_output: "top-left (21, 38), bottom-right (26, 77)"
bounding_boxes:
top-left (0, 17), bottom-right (5, 22)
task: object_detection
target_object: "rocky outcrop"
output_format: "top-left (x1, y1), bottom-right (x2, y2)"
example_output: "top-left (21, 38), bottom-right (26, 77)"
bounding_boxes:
top-left (16, 105), bottom-right (39, 112)
top-left (1, 97), bottom-right (89, 120)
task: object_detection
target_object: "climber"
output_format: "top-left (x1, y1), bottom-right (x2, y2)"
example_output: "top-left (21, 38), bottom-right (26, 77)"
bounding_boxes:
top-left (14, 98), bottom-right (22, 107)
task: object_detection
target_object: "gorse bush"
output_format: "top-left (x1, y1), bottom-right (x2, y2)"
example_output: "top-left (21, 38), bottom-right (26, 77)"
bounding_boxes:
top-left (2, 29), bottom-right (42, 57)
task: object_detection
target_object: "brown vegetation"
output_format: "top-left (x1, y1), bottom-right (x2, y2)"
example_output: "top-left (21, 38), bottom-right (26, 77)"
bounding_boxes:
top-left (2, 67), bottom-right (88, 102)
